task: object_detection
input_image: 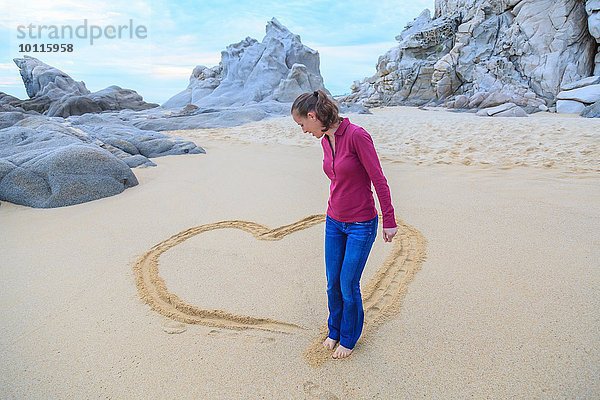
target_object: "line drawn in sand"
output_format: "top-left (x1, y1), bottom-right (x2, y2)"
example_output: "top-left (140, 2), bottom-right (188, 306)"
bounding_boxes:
top-left (133, 214), bottom-right (426, 366)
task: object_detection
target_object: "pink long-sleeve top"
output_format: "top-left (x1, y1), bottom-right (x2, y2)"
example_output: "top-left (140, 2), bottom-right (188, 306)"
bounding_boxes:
top-left (321, 117), bottom-right (397, 229)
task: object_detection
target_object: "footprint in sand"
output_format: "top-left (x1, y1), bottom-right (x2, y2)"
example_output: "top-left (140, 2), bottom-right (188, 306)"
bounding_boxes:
top-left (302, 380), bottom-right (340, 400)
top-left (207, 329), bottom-right (277, 344)
top-left (161, 319), bottom-right (187, 334)
top-left (133, 214), bottom-right (426, 367)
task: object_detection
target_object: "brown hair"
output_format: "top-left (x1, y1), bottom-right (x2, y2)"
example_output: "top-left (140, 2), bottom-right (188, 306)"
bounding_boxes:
top-left (291, 89), bottom-right (342, 132)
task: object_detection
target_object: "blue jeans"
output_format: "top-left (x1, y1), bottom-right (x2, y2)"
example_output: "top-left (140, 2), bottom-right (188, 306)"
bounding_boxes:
top-left (324, 214), bottom-right (378, 349)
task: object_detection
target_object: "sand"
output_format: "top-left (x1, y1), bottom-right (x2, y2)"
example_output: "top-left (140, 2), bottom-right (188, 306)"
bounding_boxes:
top-left (0, 107), bottom-right (598, 398)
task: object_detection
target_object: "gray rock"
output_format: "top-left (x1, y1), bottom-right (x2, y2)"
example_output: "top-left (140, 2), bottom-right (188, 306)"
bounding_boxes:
top-left (453, 94), bottom-right (469, 108)
top-left (337, 102), bottom-right (372, 114)
top-left (132, 101), bottom-right (290, 130)
top-left (587, 0), bottom-right (600, 41)
top-left (586, 0), bottom-right (599, 74)
top-left (0, 112), bottom-right (27, 129)
top-left (0, 109), bottom-right (207, 208)
top-left (557, 99), bottom-right (587, 113)
top-left (47, 96), bottom-right (104, 117)
top-left (556, 84), bottom-right (600, 103)
top-left (163, 18), bottom-right (326, 112)
top-left (478, 92), bottom-right (515, 109)
top-left (476, 102), bottom-right (528, 117)
top-left (273, 63), bottom-right (322, 102)
top-left (0, 125), bottom-right (138, 208)
top-left (14, 55), bottom-right (89, 100)
top-left (11, 56), bottom-right (158, 117)
top-left (560, 75), bottom-right (600, 91)
top-left (87, 86), bottom-right (159, 111)
top-left (581, 99), bottom-right (600, 117)
top-left (340, 0), bottom-right (595, 110)
top-left (67, 113), bottom-right (205, 158)
top-left (0, 92), bottom-right (23, 106)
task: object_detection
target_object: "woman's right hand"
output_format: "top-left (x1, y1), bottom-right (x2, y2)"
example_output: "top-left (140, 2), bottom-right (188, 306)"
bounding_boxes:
top-left (383, 227), bottom-right (397, 242)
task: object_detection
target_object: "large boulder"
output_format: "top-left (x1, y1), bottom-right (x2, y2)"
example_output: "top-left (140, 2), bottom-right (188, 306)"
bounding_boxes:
top-left (556, 77), bottom-right (600, 113)
top-left (557, 84), bottom-right (600, 103)
top-left (0, 113), bottom-right (206, 207)
top-left (0, 124), bottom-right (138, 208)
top-left (557, 100), bottom-right (587, 114)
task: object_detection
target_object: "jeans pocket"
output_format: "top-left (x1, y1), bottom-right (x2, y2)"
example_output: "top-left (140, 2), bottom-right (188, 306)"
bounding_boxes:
top-left (352, 216), bottom-right (377, 226)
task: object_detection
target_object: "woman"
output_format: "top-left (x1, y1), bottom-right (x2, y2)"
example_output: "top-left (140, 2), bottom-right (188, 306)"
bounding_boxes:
top-left (291, 90), bottom-right (398, 359)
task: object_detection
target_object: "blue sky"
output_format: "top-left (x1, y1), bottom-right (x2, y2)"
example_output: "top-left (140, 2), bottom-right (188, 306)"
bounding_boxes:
top-left (1, 0), bottom-right (435, 104)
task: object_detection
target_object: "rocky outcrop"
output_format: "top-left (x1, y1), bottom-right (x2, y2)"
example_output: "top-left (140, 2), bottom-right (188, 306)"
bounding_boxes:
top-left (0, 114), bottom-right (204, 208)
top-left (340, 0), bottom-right (596, 113)
top-left (0, 109), bottom-right (205, 208)
top-left (163, 18), bottom-right (327, 109)
top-left (0, 119), bottom-right (138, 208)
top-left (12, 56), bottom-right (158, 116)
top-left (587, 0), bottom-right (600, 74)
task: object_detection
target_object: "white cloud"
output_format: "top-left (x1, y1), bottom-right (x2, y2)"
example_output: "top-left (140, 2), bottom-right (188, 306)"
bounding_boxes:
top-left (0, 63), bottom-right (17, 71)
top-left (0, 77), bottom-right (22, 85)
top-left (151, 65), bottom-right (192, 79)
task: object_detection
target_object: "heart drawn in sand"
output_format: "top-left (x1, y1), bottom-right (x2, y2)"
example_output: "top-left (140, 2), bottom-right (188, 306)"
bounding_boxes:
top-left (133, 214), bottom-right (426, 366)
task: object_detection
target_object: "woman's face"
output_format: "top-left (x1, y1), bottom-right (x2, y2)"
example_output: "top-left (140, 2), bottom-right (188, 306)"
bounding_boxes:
top-left (292, 111), bottom-right (326, 138)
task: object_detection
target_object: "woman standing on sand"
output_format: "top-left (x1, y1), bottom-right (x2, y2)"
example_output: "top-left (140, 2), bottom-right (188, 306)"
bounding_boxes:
top-left (291, 90), bottom-right (397, 359)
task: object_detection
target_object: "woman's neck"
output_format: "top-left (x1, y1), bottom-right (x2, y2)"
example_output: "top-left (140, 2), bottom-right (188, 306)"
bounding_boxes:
top-left (324, 120), bottom-right (341, 139)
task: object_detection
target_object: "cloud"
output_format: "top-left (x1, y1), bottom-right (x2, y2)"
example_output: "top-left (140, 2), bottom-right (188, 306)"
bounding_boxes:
top-left (0, 77), bottom-right (22, 85)
top-left (0, 63), bottom-right (17, 71)
top-left (1, 1), bottom-right (140, 29)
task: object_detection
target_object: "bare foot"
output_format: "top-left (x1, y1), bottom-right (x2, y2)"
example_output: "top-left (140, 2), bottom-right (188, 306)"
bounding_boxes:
top-left (332, 344), bottom-right (353, 359)
top-left (322, 337), bottom-right (338, 350)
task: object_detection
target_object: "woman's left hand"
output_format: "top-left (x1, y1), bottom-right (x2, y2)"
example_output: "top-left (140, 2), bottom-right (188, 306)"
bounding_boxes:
top-left (382, 227), bottom-right (398, 242)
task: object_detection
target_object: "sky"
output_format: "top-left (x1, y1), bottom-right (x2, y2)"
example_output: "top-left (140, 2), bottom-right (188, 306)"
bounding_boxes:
top-left (0, 0), bottom-right (435, 105)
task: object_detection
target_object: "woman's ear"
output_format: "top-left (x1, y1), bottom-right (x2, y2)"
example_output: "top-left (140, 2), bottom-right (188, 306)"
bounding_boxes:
top-left (307, 111), bottom-right (316, 120)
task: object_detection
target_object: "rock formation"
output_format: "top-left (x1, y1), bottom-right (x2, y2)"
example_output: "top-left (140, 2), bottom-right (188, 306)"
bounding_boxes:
top-left (0, 118), bottom-right (138, 208)
top-left (574, 1), bottom-right (600, 115)
top-left (163, 18), bottom-right (327, 109)
top-left (0, 113), bottom-right (204, 208)
top-left (587, 0), bottom-right (600, 74)
top-left (0, 58), bottom-right (205, 208)
top-left (11, 56), bottom-right (158, 116)
top-left (339, 0), bottom-right (597, 115)
top-left (556, 76), bottom-right (600, 113)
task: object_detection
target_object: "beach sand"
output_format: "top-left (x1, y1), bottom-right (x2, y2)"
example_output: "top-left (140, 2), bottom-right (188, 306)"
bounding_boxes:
top-left (1, 107), bottom-right (598, 398)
